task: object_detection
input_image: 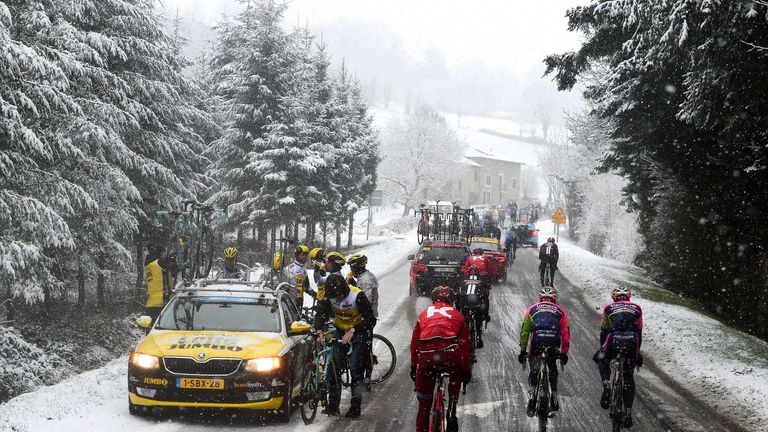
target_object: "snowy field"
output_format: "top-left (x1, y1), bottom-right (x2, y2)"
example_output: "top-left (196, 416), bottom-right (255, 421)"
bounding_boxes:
top-left (536, 220), bottom-right (768, 431)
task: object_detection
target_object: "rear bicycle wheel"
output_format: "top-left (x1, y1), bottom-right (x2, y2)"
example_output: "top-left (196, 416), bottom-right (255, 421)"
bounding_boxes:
top-left (369, 334), bottom-right (396, 384)
top-left (537, 372), bottom-right (550, 431)
top-left (468, 317), bottom-right (477, 362)
top-left (429, 389), bottom-right (446, 432)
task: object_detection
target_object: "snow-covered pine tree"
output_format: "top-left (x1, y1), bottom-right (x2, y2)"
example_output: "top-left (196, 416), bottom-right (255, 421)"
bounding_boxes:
top-left (545, 0), bottom-right (768, 338)
top-left (0, 1), bottom-right (88, 316)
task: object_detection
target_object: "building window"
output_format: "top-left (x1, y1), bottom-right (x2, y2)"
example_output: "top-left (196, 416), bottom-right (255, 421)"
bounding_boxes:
top-left (499, 174), bottom-right (506, 192)
top-left (458, 181), bottom-right (462, 192)
top-left (485, 175), bottom-right (491, 187)
top-left (474, 170), bottom-right (478, 182)
top-left (483, 191), bottom-right (491, 203)
top-left (512, 178), bottom-right (518, 189)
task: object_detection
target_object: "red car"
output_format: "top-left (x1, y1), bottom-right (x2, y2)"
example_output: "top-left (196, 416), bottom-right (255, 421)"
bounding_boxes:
top-left (408, 241), bottom-right (470, 296)
top-left (468, 237), bottom-right (507, 282)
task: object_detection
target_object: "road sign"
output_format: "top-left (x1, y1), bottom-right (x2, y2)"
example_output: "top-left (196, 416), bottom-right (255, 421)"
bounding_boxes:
top-left (552, 207), bottom-right (567, 225)
top-left (368, 190), bottom-right (383, 207)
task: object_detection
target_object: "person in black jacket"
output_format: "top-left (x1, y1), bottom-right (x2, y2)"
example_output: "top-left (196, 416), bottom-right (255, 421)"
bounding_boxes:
top-left (315, 274), bottom-right (377, 418)
top-left (539, 237), bottom-right (559, 286)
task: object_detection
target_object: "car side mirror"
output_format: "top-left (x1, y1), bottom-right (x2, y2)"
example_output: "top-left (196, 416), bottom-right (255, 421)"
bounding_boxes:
top-left (136, 315), bottom-right (152, 329)
top-left (407, 254), bottom-right (415, 261)
top-left (288, 321), bottom-right (312, 336)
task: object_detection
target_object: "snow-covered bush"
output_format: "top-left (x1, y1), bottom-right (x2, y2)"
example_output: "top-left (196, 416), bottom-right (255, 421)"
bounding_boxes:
top-left (0, 326), bottom-right (72, 402)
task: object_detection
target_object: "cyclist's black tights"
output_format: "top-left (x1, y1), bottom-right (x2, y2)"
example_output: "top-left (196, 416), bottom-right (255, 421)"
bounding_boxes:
top-left (598, 361), bottom-right (636, 408)
top-left (528, 353), bottom-right (559, 391)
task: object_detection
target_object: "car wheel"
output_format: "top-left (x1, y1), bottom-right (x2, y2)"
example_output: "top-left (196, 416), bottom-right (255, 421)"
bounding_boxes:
top-left (277, 375), bottom-right (293, 423)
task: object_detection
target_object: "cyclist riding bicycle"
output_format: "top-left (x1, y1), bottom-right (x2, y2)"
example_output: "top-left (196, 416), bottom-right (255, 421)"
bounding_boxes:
top-left (518, 287), bottom-right (570, 416)
top-left (219, 247), bottom-right (245, 280)
top-left (456, 265), bottom-right (488, 350)
top-left (504, 226), bottom-right (519, 261)
top-left (460, 249), bottom-right (492, 323)
top-left (284, 245), bottom-right (310, 308)
top-left (314, 274), bottom-right (376, 418)
top-left (410, 286), bottom-right (471, 432)
top-left (595, 285), bottom-right (643, 428)
top-left (538, 237), bottom-right (559, 287)
top-left (309, 247), bottom-right (326, 300)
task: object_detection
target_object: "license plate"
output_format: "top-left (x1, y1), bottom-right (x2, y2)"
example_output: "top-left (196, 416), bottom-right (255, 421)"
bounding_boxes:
top-left (433, 268), bottom-right (454, 273)
top-left (177, 377), bottom-right (224, 390)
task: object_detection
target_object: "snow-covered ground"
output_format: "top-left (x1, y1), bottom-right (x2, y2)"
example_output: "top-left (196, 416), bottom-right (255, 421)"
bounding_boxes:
top-left (536, 220), bottom-right (768, 431)
top-left (0, 211), bottom-right (417, 432)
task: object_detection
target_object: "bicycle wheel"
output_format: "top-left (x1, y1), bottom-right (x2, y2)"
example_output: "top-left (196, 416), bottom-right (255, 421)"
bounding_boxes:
top-left (194, 225), bottom-right (215, 279)
top-left (537, 369), bottom-right (550, 431)
top-left (429, 388), bottom-right (446, 432)
top-left (468, 317), bottom-right (477, 363)
top-left (299, 362), bottom-right (318, 424)
top-left (369, 334), bottom-right (396, 384)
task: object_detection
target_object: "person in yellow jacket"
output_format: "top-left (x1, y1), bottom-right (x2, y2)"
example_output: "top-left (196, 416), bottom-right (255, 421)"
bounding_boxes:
top-left (144, 245), bottom-right (174, 325)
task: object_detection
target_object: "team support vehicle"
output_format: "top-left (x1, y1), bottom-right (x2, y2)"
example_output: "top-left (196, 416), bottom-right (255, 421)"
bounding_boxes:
top-left (408, 241), bottom-right (470, 296)
top-left (128, 279), bottom-right (314, 422)
top-left (468, 237), bottom-right (507, 282)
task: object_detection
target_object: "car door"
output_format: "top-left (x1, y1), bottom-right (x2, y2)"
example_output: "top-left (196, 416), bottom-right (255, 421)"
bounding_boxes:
top-left (281, 297), bottom-right (310, 385)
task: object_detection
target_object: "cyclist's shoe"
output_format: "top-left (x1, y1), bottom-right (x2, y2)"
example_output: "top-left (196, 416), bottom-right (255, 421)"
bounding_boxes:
top-left (623, 408), bottom-right (633, 428)
top-left (550, 391), bottom-right (560, 411)
top-left (322, 406), bottom-right (340, 416)
top-left (364, 377), bottom-right (371, 392)
top-left (345, 407), bottom-right (361, 418)
top-left (526, 395), bottom-right (536, 418)
top-left (600, 385), bottom-right (610, 409)
top-left (446, 416), bottom-right (458, 432)
top-left (477, 337), bottom-right (484, 349)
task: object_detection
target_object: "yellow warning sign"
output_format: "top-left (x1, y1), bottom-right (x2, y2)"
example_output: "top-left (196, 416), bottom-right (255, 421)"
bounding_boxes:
top-left (552, 207), bottom-right (567, 225)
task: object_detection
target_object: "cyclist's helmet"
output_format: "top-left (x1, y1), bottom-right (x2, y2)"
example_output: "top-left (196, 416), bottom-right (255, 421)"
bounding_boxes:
top-left (294, 245), bottom-right (309, 256)
top-left (325, 251), bottom-right (346, 272)
top-left (473, 248), bottom-right (484, 255)
top-left (347, 253), bottom-right (367, 270)
top-left (224, 247), bottom-right (238, 258)
top-left (431, 285), bottom-right (456, 304)
top-left (310, 247), bottom-right (325, 266)
top-left (611, 285), bottom-right (631, 301)
top-left (539, 287), bottom-right (558, 302)
top-left (325, 273), bottom-right (350, 299)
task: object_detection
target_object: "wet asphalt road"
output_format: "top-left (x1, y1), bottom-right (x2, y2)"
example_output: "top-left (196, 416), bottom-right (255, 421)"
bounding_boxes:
top-left (319, 247), bottom-right (746, 432)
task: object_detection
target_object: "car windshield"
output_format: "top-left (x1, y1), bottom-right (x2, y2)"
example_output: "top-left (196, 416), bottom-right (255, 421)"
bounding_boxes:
top-left (470, 241), bottom-right (499, 252)
top-left (155, 296), bottom-right (281, 332)
top-left (419, 247), bottom-right (468, 263)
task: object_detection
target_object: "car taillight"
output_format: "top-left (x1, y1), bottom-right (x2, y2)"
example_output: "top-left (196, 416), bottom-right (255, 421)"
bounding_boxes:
top-left (498, 256), bottom-right (506, 263)
top-left (413, 263), bottom-right (428, 272)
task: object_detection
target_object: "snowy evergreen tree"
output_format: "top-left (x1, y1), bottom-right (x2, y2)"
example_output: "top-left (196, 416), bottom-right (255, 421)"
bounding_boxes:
top-left (546, 0), bottom-right (768, 337)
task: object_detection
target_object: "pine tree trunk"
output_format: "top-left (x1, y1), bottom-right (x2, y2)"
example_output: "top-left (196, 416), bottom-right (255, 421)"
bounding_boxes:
top-left (335, 220), bottom-right (341, 250)
top-left (96, 271), bottom-right (105, 308)
top-left (78, 264), bottom-right (86, 307)
top-left (294, 221), bottom-right (300, 242)
top-left (2, 278), bottom-right (13, 325)
top-left (322, 222), bottom-right (328, 248)
top-left (347, 213), bottom-right (354, 248)
top-left (135, 240), bottom-right (144, 287)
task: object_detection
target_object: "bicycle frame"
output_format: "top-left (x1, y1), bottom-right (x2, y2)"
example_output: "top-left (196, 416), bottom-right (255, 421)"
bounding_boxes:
top-left (429, 372), bottom-right (450, 432)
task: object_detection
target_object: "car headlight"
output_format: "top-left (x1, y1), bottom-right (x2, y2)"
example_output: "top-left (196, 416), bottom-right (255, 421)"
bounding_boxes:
top-left (130, 352), bottom-right (160, 370)
top-left (245, 357), bottom-right (282, 373)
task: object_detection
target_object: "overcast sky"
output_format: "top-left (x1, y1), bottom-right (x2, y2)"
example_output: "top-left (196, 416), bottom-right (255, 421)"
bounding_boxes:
top-left (160, 0), bottom-right (583, 81)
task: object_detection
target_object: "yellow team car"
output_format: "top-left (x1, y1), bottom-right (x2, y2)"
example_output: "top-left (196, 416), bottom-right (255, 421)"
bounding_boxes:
top-left (128, 281), bottom-right (313, 422)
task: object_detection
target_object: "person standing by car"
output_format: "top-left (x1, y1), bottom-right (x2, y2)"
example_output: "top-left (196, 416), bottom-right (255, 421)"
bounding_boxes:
top-left (539, 237), bottom-right (559, 287)
top-left (144, 245), bottom-right (172, 327)
top-left (410, 286), bottom-right (472, 432)
top-left (315, 274), bottom-right (377, 418)
top-left (595, 285), bottom-right (644, 428)
top-left (518, 287), bottom-right (570, 416)
top-left (347, 253), bottom-right (379, 390)
top-left (284, 245), bottom-right (310, 308)
top-left (219, 247), bottom-right (245, 279)
top-left (309, 247), bottom-right (326, 300)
